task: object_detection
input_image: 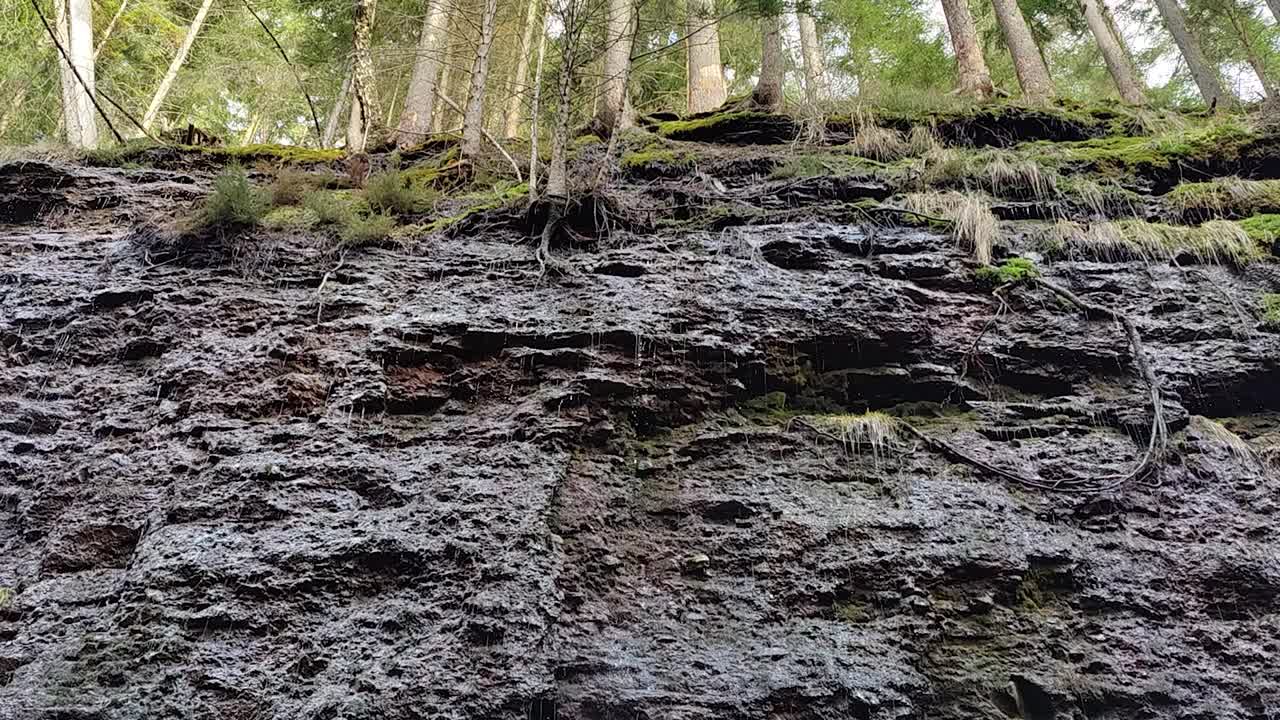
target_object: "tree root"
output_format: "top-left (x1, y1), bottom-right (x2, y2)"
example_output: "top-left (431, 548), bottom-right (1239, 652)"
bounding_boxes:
top-left (788, 276), bottom-right (1169, 494)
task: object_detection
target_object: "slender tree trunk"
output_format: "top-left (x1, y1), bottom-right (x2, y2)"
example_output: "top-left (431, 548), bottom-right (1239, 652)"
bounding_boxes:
top-left (93, 0), bottom-right (128, 60)
top-left (796, 12), bottom-right (826, 105)
top-left (685, 0), bottom-right (726, 113)
top-left (323, 66), bottom-right (353, 147)
top-left (1079, 0), bottom-right (1144, 104)
top-left (593, 0), bottom-right (635, 133)
top-left (141, 0), bottom-right (215, 130)
top-left (528, 7), bottom-right (549, 198)
top-left (1150, 0), bottom-right (1228, 107)
top-left (433, 19), bottom-right (459, 133)
top-left (1266, 0), bottom-right (1280, 24)
top-left (547, 0), bottom-right (579, 197)
top-left (461, 0), bottom-right (499, 158)
top-left (750, 14), bottom-right (784, 111)
top-left (1224, 2), bottom-right (1276, 102)
top-left (347, 0), bottom-right (380, 151)
top-left (940, 0), bottom-right (994, 99)
top-left (241, 114), bottom-right (260, 144)
top-left (505, 0), bottom-right (541, 138)
top-left (990, 0), bottom-right (1054, 102)
top-left (55, 0), bottom-right (78, 142)
top-left (59, 0), bottom-right (98, 148)
top-left (347, 83), bottom-right (365, 146)
top-left (396, 0), bottom-right (451, 145)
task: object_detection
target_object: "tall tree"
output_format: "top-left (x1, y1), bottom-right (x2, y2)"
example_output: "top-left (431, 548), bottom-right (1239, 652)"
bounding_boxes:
top-left (940, 0), bottom-right (993, 99)
top-left (990, 0), bottom-right (1054, 102)
top-left (396, 0), bottom-right (452, 146)
top-left (796, 12), bottom-right (827, 105)
top-left (142, 0), bottom-right (216, 130)
top-left (324, 67), bottom-right (353, 148)
top-left (750, 14), bottom-right (784, 110)
top-left (504, 0), bottom-right (542, 137)
top-left (1150, 0), bottom-right (1228, 107)
top-left (461, 0), bottom-right (499, 157)
top-left (593, 0), bottom-right (636, 133)
top-left (1079, 0), bottom-right (1145, 104)
top-left (685, 0), bottom-right (726, 113)
top-left (347, 0), bottom-right (380, 151)
top-left (1220, 0), bottom-right (1276, 102)
top-left (1267, 0), bottom-right (1280, 24)
top-left (55, 0), bottom-right (98, 148)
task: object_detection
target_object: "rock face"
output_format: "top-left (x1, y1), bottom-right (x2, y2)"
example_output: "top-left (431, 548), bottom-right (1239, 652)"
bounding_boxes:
top-left (1, 136), bottom-right (1279, 720)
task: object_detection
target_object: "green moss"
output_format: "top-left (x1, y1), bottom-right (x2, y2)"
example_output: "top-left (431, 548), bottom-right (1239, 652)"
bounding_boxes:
top-left (303, 190), bottom-right (363, 225)
top-left (80, 139), bottom-right (161, 166)
top-left (1239, 214), bottom-right (1280, 243)
top-left (573, 134), bottom-right (603, 149)
top-left (770, 152), bottom-right (885, 179)
top-left (200, 143), bottom-right (343, 164)
top-left (338, 211), bottom-right (397, 247)
top-left (1168, 179), bottom-right (1280, 218)
top-left (424, 182), bottom-right (528, 233)
top-left (620, 148), bottom-right (695, 172)
top-left (261, 205), bottom-right (318, 230)
top-left (0, 586), bottom-right (11, 608)
top-left (1262, 294), bottom-right (1280, 329)
top-left (1056, 120), bottom-right (1257, 174)
top-left (974, 257), bottom-right (1040, 287)
top-left (833, 601), bottom-right (871, 623)
top-left (655, 111), bottom-right (773, 139)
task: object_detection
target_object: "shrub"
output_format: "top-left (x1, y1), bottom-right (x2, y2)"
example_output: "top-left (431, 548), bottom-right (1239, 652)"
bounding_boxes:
top-left (304, 190), bottom-right (358, 225)
top-left (270, 167), bottom-right (320, 206)
top-left (201, 164), bottom-right (268, 227)
top-left (364, 170), bottom-right (417, 214)
top-left (1262, 294), bottom-right (1280, 330)
top-left (339, 211), bottom-right (397, 247)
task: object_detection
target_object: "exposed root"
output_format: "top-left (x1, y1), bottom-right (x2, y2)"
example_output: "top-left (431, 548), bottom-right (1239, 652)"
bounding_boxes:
top-left (800, 277), bottom-right (1170, 494)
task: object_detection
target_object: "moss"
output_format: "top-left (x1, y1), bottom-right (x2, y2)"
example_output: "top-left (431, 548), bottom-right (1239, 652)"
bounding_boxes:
top-left (620, 148), bottom-right (695, 172)
top-left (304, 190), bottom-right (363, 225)
top-left (833, 601), bottom-right (871, 623)
top-left (974, 257), bottom-right (1039, 287)
top-left (261, 205), bottom-right (318, 230)
top-left (364, 169), bottom-right (419, 214)
top-left (770, 152), bottom-right (884, 179)
top-left (1239, 214), bottom-right (1280, 243)
top-left (573, 134), bottom-right (603, 149)
top-left (1055, 120), bottom-right (1257, 174)
top-left (80, 139), bottom-right (162, 166)
top-left (1168, 179), bottom-right (1280, 218)
top-left (655, 111), bottom-right (773, 138)
top-left (199, 143), bottom-right (343, 164)
top-left (424, 182), bottom-right (528, 233)
top-left (1044, 218), bottom-right (1265, 267)
top-left (338, 211), bottom-right (398, 247)
top-left (0, 586), bottom-right (11, 608)
top-left (1262, 294), bottom-right (1280, 329)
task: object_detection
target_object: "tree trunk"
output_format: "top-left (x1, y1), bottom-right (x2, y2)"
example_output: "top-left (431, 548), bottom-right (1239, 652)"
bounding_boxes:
top-left (1266, 0), bottom-right (1280, 24)
top-left (1223, 1), bottom-right (1276, 102)
top-left (347, 0), bottom-right (380, 151)
top-left (59, 0), bottom-right (98, 148)
top-left (323, 67), bottom-right (353, 147)
top-left (142, 0), bottom-right (215, 130)
top-left (547, 0), bottom-right (579, 198)
top-left (504, 0), bottom-right (541, 138)
top-left (396, 0), bottom-right (451, 146)
top-left (346, 84), bottom-right (364, 147)
top-left (990, 0), bottom-right (1054, 102)
top-left (593, 0), bottom-right (635, 133)
top-left (796, 12), bottom-right (826, 105)
top-left (528, 5), bottom-right (549, 198)
top-left (1150, 0), bottom-right (1228, 107)
top-left (93, 0), bottom-right (128, 60)
top-left (940, 0), bottom-right (994, 99)
top-left (432, 16), bottom-right (459, 133)
top-left (461, 0), bottom-right (499, 158)
top-left (1079, 0), bottom-right (1144, 104)
top-left (685, 0), bottom-right (726, 114)
top-left (750, 14), bottom-right (784, 111)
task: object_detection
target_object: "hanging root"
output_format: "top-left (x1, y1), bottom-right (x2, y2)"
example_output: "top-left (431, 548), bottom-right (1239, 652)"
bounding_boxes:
top-left (790, 276), bottom-right (1169, 494)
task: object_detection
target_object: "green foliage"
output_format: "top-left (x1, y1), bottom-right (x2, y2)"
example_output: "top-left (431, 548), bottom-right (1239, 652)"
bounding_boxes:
top-left (975, 257), bottom-right (1040, 287)
top-left (1056, 120), bottom-right (1258, 174)
top-left (303, 190), bottom-right (359, 225)
top-left (1262, 294), bottom-right (1280, 330)
top-left (363, 169), bottom-right (417, 214)
top-left (200, 164), bottom-right (268, 227)
top-left (338, 211), bottom-right (398, 247)
top-left (655, 112), bottom-right (772, 139)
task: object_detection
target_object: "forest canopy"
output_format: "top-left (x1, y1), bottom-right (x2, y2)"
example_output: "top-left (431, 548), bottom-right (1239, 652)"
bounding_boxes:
top-left (0, 0), bottom-right (1277, 152)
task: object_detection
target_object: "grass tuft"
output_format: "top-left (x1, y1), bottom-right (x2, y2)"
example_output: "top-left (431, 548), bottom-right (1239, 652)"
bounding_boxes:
top-left (848, 124), bottom-right (909, 161)
top-left (1191, 416), bottom-right (1257, 465)
top-left (1262, 293), bottom-right (1280, 330)
top-left (363, 169), bottom-right (418, 214)
top-left (1042, 218), bottom-right (1263, 267)
top-left (338, 211), bottom-right (398, 247)
top-left (200, 164), bottom-right (269, 228)
top-left (1167, 177), bottom-right (1280, 219)
top-left (904, 191), bottom-right (998, 264)
top-left (818, 412), bottom-right (901, 461)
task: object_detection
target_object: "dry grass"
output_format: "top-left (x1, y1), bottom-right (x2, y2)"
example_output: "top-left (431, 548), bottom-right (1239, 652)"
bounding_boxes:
top-left (849, 123), bottom-right (909, 162)
top-left (1191, 416), bottom-right (1257, 465)
top-left (906, 125), bottom-right (942, 156)
top-left (905, 190), bottom-right (998, 264)
top-left (1167, 177), bottom-right (1280, 218)
top-left (820, 412), bottom-right (902, 460)
top-left (1062, 177), bottom-right (1140, 217)
top-left (1043, 218), bottom-right (1262, 267)
top-left (979, 150), bottom-right (1058, 199)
